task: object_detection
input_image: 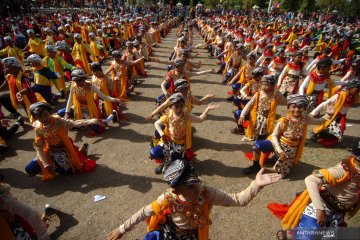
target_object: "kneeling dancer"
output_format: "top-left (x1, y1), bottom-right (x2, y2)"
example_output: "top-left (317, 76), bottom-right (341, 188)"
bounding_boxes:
top-left (108, 159), bottom-right (281, 240)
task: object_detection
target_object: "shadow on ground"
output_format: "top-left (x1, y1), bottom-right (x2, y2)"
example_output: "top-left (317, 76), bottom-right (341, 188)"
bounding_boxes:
top-left (0, 164), bottom-right (163, 197)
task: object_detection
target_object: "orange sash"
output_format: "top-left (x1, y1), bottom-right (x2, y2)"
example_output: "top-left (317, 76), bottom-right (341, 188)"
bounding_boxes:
top-left (313, 91), bottom-right (346, 134)
top-left (72, 83), bottom-right (100, 120)
top-left (148, 191), bottom-right (210, 240)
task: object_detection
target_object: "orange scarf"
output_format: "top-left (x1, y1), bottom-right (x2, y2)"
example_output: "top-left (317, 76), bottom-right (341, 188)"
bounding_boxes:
top-left (100, 37), bottom-right (109, 58)
top-left (239, 65), bottom-right (247, 84)
top-left (313, 91), bottom-right (346, 134)
top-left (89, 40), bottom-right (102, 63)
top-left (72, 42), bottom-right (91, 74)
top-left (110, 62), bottom-right (128, 101)
top-left (306, 71), bottom-right (333, 97)
top-left (72, 83), bottom-right (100, 120)
top-left (0, 214), bottom-right (15, 240)
top-left (93, 76), bottom-right (113, 116)
top-left (147, 190), bottom-right (210, 239)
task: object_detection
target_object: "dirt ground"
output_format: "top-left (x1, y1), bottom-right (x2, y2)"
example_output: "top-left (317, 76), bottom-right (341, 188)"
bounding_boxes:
top-left (1, 28), bottom-right (360, 240)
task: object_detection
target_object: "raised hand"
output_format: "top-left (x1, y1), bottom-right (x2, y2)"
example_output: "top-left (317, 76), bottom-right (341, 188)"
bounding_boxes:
top-left (145, 113), bottom-right (154, 121)
top-left (206, 102), bottom-right (220, 111)
top-left (116, 99), bottom-right (126, 107)
top-left (255, 168), bottom-right (282, 187)
top-left (1, 119), bottom-right (11, 127)
top-left (205, 94), bottom-right (215, 101)
top-left (107, 227), bottom-right (122, 240)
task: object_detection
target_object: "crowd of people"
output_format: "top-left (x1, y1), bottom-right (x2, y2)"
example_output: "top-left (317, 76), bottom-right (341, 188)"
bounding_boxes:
top-left (0, 3), bottom-right (359, 240)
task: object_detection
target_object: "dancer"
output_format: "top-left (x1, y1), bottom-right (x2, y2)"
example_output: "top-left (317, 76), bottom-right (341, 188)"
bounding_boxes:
top-left (0, 36), bottom-right (25, 67)
top-left (2, 57), bottom-right (36, 121)
top-left (105, 50), bottom-right (145, 101)
top-left (147, 79), bottom-right (214, 159)
top-left (17, 54), bottom-right (60, 105)
top-left (58, 69), bottom-right (122, 131)
top-left (42, 45), bottom-right (76, 96)
top-left (237, 75), bottom-right (284, 140)
top-left (108, 159), bottom-right (281, 240)
top-left (72, 34), bottom-right (92, 74)
top-left (150, 93), bottom-right (218, 173)
top-left (25, 102), bottom-right (99, 180)
top-left (90, 62), bottom-right (126, 121)
top-left (277, 52), bottom-right (305, 97)
top-left (269, 146), bottom-right (360, 240)
top-left (310, 80), bottom-right (360, 147)
top-left (0, 182), bottom-right (50, 239)
top-left (23, 29), bottom-right (46, 57)
top-left (299, 58), bottom-right (346, 113)
top-left (242, 94), bottom-right (328, 176)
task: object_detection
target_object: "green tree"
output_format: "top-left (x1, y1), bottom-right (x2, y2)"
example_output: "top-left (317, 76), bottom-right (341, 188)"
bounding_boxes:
top-left (228, 0), bottom-right (242, 8)
top-left (299, 0), bottom-right (316, 13)
top-left (279, 0), bottom-right (301, 12)
top-left (343, 0), bottom-right (360, 16)
top-left (203, 0), bottom-right (220, 8)
top-left (242, 0), bottom-right (253, 10)
top-left (315, 0), bottom-right (341, 12)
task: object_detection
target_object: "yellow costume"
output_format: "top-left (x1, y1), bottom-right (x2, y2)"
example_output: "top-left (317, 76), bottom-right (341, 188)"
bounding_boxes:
top-left (72, 42), bottom-right (92, 74)
top-left (28, 38), bottom-right (46, 57)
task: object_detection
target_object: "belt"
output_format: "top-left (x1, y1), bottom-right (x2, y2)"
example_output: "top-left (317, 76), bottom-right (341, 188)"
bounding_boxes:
top-left (280, 136), bottom-right (299, 147)
top-left (48, 145), bottom-right (65, 150)
top-left (287, 74), bottom-right (300, 79)
top-left (165, 215), bottom-right (198, 239)
top-left (312, 90), bottom-right (324, 94)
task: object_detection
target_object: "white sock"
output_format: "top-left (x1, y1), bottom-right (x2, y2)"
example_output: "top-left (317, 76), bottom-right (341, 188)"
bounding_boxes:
top-left (105, 114), bottom-right (114, 124)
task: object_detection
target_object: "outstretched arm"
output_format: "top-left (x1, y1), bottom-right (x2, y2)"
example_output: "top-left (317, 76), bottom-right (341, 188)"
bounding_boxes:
top-left (123, 56), bottom-right (145, 66)
top-left (107, 200), bottom-right (157, 240)
top-left (298, 75), bottom-right (310, 95)
top-left (340, 71), bottom-right (352, 82)
top-left (277, 65), bottom-right (288, 87)
top-left (190, 94), bottom-right (214, 106)
top-left (190, 69), bottom-right (214, 77)
top-left (161, 79), bottom-right (169, 96)
top-left (1, 192), bottom-right (50, 240)
top-left (59, 117), bottom-right (101, 129)
top-left (105, 64), bottom-right (114, 76)
top-left (208, 168), bottom-right (281, 207)
top-left (228, 66), bottom-right (244, 85)
top-left (146, 99), bottom-right (171, 120)
top-left (189, 102), bottom-right (219, 123)
top-left (216, 48), bottom-right (229, 58)
top-left (91, 85), bottom-right (122, 104)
